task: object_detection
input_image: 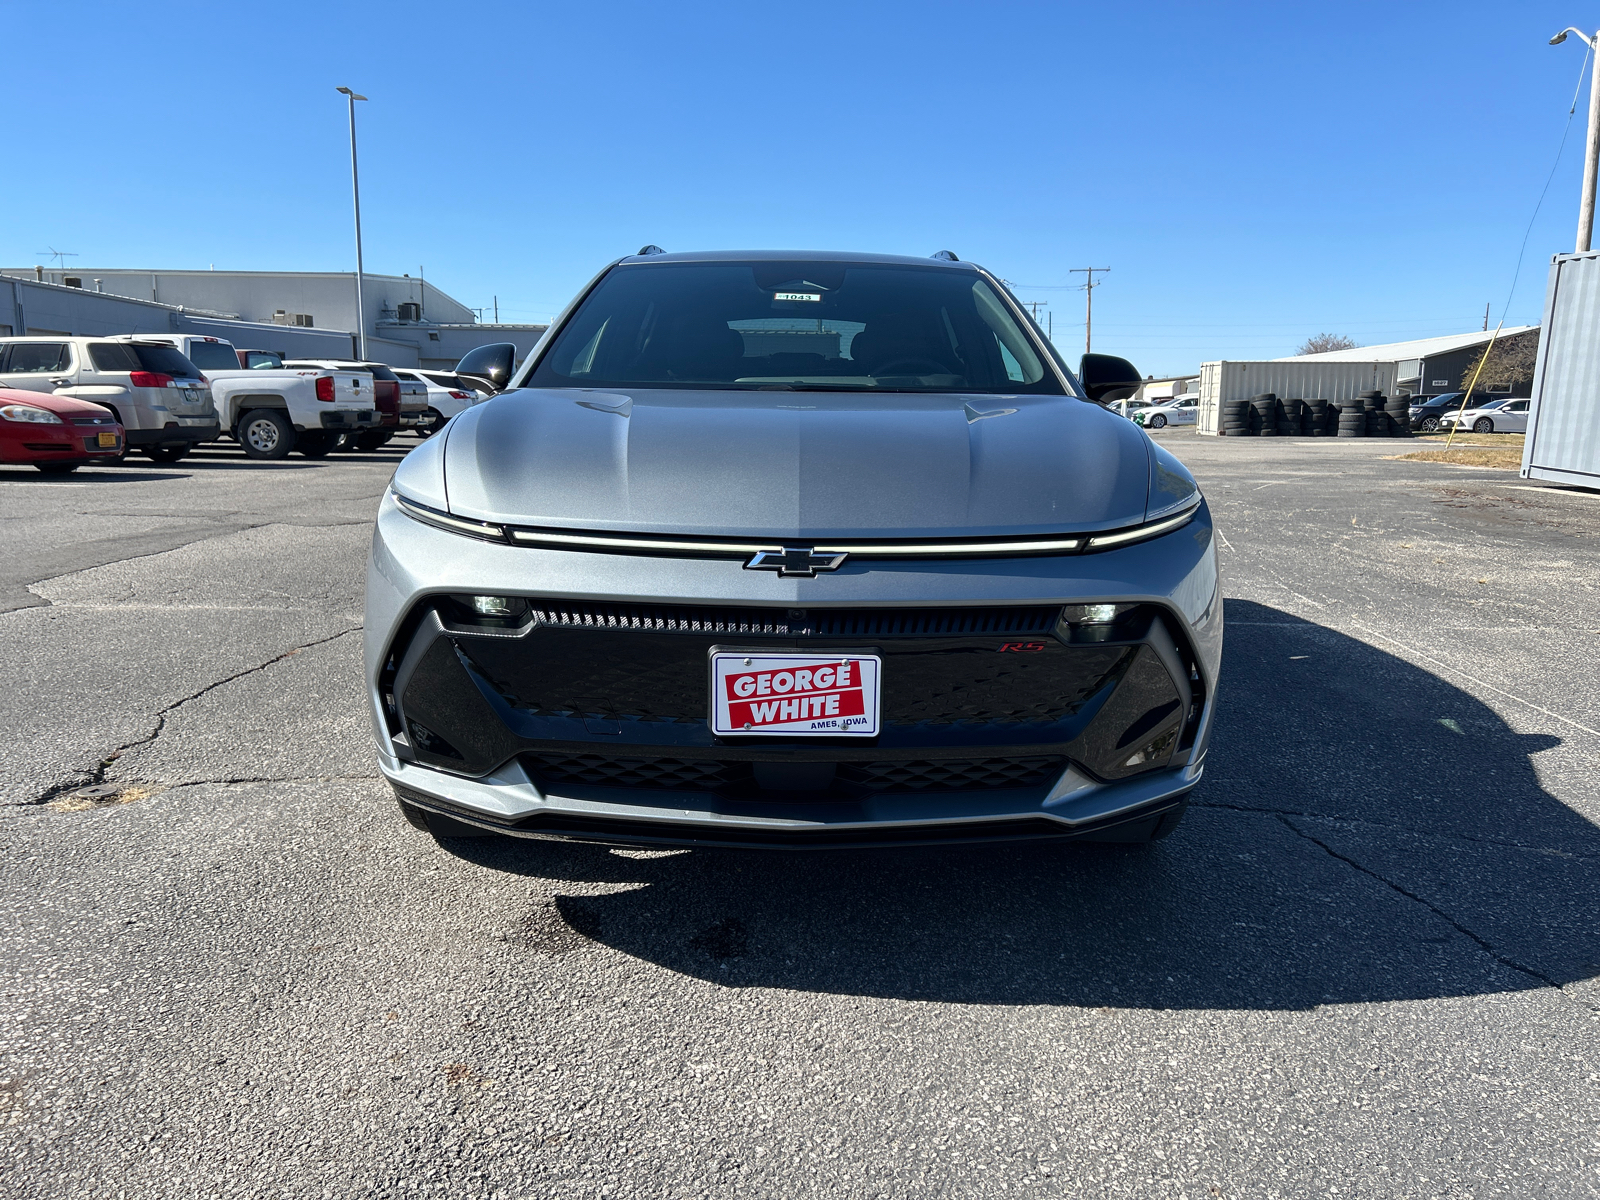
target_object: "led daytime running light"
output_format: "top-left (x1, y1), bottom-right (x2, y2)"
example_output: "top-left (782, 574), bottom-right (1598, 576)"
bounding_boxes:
top-left (391, 490), bottom-right (506, 541)
top-left (1085, 497), bottom-right (1201, 550)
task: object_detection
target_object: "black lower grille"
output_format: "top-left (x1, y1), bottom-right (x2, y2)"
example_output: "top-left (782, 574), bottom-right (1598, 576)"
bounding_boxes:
top-left (530, 753), bottom-right (741, 790)
top-left (837, 757), bottom-right (1064, 791)
top-left (526, 752), bottom-right (1065, 796)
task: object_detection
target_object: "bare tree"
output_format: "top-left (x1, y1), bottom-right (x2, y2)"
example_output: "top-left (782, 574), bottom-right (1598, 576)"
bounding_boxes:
top-left (1296, 333), bottom-right (1359, 355)
top-left (1459, 328), bottom-right (1540, 394)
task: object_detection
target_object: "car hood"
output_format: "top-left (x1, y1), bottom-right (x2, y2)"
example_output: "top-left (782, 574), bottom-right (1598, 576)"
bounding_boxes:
top-left (431, 388), bottom-right (1159, 539)
top-left (0, 388), bottom-right (118, 420)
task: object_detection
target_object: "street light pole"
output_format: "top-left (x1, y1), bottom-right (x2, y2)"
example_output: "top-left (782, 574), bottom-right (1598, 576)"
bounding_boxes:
top-left (336, 87), bottom-right (369, 357)
top-left (1551, 28), bottom-right (1600, 251)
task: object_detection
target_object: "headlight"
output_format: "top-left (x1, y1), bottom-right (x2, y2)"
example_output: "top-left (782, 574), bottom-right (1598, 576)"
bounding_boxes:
top-left (0, 404), bottom-right (64, 425)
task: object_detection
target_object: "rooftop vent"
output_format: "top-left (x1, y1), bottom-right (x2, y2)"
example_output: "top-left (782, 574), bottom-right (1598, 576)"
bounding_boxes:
top-left (397, 302), bottom-right (421, 322)
top-left (272, 310), bottom-right (315, 327)
top-left (63, 276), bottom-right (82, 288)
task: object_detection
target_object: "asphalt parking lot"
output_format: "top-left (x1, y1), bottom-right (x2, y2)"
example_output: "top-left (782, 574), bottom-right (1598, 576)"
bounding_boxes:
top-left (2, 433), bottom-right (1598, 1198)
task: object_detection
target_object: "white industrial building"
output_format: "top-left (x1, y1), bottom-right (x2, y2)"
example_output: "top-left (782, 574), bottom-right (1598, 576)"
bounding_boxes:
top-left (1277, 327), bottom-right (1538, 397)
top-left (0, 266), bottom-right (546, 369)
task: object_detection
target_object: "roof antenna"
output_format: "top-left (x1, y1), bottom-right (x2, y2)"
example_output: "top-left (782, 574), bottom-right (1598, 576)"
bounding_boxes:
top-left (637, 245), bottom-right (666, 256)
top-left (930, 250), bottom-right (959, 262)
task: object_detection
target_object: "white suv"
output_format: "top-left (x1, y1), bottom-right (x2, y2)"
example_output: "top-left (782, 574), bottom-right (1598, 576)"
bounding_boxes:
top-left (393, 368), bottom-right (484, 434)
top-left (0, 336), bottom-right (220, 462)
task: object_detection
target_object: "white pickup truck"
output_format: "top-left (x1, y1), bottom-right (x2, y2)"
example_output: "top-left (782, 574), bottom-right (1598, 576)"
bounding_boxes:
top-left (133, 335), bottom-right (377, 459)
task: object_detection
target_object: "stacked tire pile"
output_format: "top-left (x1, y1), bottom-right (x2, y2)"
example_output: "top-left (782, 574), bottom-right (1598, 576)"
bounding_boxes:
top-left (1222, 391), bottom-right (1411, 439)
top-left (1221, 398), bottom-right (1253, 436)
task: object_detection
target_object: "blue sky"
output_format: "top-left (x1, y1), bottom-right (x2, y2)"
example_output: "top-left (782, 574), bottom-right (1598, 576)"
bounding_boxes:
top-left (5, 1), bottom-right (1596, 375)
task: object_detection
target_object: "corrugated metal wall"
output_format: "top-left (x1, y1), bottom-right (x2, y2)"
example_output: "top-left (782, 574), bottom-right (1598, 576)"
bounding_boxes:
top-left (1197, 361), bottom-right (1398, 434)
top-left (1523, 252), bottom-right (1600, 485)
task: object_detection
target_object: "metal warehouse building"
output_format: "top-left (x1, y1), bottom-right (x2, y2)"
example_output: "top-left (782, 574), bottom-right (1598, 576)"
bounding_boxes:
top-left (0, 266), bottom-right (546, 370)
top-left (1279, 327), bottom-right (1539, 398)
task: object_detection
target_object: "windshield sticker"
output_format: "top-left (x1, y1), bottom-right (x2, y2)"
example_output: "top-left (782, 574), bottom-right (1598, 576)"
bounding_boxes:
top-left (774, 292), bottom-right (822, 302)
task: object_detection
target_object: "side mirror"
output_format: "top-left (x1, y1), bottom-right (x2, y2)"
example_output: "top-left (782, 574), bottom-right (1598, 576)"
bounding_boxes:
top-left (1079, 353), bottom-right (1142, 404)
top-left (455, 342), bottom-right (517, 394)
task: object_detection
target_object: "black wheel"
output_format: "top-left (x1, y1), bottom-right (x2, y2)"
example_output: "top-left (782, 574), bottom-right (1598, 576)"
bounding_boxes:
top-left (352, 430), bottom-right (394, 452)
top-left (145, 446), bottom-right (188, 463)
top-left (1148, 413), bottom-right (1167, 429)
top-left (1473, 417), bottom-right (1494, 433)
top-left (417, 408), bottom-right (446, 437)
top-left (34, 461), bottom-right (79, 474)
top-left (295, 431), bottom-right (337, 458)
top-left (237, 409), bottom-right (295, 460)
top-left (395, 793), bottom-right (493, 839)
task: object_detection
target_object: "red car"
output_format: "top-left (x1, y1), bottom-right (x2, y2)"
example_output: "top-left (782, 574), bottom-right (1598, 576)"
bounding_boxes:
top-left (0, 388), bottom-right (124, 473)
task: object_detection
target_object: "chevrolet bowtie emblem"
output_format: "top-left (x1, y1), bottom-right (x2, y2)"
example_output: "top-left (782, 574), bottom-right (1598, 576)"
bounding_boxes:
top-left (744, 547), bottom-right (848, 577)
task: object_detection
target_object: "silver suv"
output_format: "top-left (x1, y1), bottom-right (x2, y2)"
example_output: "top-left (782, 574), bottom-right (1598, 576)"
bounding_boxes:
top-left (0, 336), bottom-right (221, 463)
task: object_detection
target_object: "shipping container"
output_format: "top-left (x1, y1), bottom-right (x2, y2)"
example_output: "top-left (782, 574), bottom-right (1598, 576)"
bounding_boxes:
top-left (1196, 360), bottom-right (1398, 434)
top-left (1522, 251), bottom-right (1600, 487)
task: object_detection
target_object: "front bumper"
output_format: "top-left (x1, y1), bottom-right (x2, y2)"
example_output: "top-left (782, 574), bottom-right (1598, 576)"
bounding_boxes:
top-left (365, 493), bottom-right (1223, 847)
top-left (381, 748), bottom-right (1201, 847)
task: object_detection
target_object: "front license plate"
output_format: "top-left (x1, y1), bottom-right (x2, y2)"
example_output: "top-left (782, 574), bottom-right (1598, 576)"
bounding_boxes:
top-left (710, 651), bottom-right (881, 737)
top-left (96, 432), bottom-right (117, 448)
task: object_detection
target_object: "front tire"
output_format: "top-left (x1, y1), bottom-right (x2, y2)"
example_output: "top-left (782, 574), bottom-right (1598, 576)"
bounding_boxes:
top-left (1420, 416), bottom-right (1440, 432)
top-left (237, 409), bottom-right (296, 460)
top-left (34, 461), bottom-right (79, 474)
top-left (1473, 417), bottom-right (1494, 433)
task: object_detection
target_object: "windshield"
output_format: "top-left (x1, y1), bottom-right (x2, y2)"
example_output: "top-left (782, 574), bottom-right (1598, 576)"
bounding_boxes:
top-left (184, 341), bottom-right (240, 371)
top-left (527, 261), bottom-right (1064, 394)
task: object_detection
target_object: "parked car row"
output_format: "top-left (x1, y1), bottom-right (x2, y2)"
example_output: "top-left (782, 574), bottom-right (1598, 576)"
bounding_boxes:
top-left (1412, 393), bottom-right (1529, 434)
top-left (0, 333), bottom-right (491, 472)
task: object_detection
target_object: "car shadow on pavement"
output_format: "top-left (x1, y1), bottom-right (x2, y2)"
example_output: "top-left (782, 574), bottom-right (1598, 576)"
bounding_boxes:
top-left (443, 599), bottom-right (1600, 1011)
top-left (0, 467), bottom-right (188, 483)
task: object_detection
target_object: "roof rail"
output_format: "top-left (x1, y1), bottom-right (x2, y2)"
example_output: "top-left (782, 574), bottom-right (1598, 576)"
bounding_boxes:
top-left (930, 250), bottom-right (959, 262)
top-left (637, 245), bottom-right (666, 256)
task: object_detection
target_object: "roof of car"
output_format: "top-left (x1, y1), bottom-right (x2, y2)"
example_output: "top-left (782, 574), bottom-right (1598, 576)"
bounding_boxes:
top-left (615, 249), bottom-right (979, 270)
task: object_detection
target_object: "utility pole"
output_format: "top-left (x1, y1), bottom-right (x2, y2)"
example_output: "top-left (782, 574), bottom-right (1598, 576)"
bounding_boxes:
top-left (1070, 267), bottom-right (1110, 355)
top-left (493, 296), bottom-right (499, 323)
top-left (1551, 28), bottom-right (1600, 250)
top-left (336, 87), bottom-right (369, 358)
top-left (1483, 303), bottom-right (1490, 331)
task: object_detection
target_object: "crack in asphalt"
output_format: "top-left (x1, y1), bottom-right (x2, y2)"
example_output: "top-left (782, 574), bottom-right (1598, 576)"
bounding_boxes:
top-left (26, 626), bottom-right (363, 806)
top-left (165, 774), bottom-right (383, 788)
top-left (1193, 800), bottom-right (1600, 860)
top-left (2, 516), bottom-right (381, 617)
top-left (1273, 812), bottom-right (1583, 1001)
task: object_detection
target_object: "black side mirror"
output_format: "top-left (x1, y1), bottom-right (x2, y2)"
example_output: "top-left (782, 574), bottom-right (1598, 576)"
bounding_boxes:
top-left (1079, 353), bottom-right (1142, 404)
top-left (455, 342), bottom-right (517, 394)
